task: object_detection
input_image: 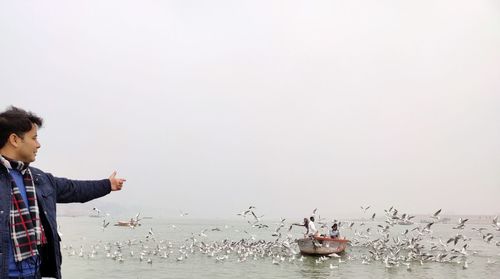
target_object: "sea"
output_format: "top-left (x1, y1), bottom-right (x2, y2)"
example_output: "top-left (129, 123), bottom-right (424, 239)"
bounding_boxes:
top-left (57, 216), bottom-right (500, 279)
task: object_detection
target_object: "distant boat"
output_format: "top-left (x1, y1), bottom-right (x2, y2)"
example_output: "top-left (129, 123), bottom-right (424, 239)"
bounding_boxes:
top-left (398, 220), bottom-right (414, 225)
top-left (421, 217), bottom-right (451, 224)
top-left (297, 236), bottom-right (349, 256)
top-left (114, 213), bottom-right (143, 228)
top-left (114, 220), bottom-right (141, 227)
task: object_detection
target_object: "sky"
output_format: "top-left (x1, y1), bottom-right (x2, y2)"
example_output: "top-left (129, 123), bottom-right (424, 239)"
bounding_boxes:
top-left (1, 0), bottom-right (499, 220)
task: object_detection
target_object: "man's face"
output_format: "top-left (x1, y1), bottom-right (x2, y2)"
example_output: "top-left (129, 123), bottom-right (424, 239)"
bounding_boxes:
top-left (14, 124), bottom-right (41, 163)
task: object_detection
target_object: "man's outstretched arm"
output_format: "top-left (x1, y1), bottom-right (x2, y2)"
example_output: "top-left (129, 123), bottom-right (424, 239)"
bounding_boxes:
top-left (52, 171), bottom-right (125, 203)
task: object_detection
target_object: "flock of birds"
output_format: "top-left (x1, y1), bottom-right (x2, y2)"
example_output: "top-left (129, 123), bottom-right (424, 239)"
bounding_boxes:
top-left (63, 206), bottom-right (500, 273)
top-left (348, 207), bottom-right (499, 271)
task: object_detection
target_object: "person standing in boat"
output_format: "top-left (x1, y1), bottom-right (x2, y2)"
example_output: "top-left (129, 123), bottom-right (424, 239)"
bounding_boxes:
top-left (329, 223), bottom-right (340, 238)
top-left (308, 216), bottom-right (319, 237)
top-left (288, 217), bottom-right (310, 236)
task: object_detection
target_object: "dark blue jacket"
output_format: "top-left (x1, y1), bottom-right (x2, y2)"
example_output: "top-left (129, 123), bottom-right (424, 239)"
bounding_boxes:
top-left (0, 166), bottom-right (111, 279)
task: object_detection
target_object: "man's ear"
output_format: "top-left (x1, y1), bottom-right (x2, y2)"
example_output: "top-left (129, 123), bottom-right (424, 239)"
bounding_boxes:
top-left (8, 133), bottom-right (21, 148)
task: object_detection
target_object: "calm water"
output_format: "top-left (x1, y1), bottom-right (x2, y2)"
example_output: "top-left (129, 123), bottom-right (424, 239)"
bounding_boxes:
top-left (57, 217), bottom-right (500, 279)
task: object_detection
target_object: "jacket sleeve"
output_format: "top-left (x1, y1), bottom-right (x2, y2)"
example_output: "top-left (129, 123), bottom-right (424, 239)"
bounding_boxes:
top-left (49, 174), bottom-right (112, 203)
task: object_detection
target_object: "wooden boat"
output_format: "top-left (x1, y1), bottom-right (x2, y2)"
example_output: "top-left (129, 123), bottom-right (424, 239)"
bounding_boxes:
top-left (297, 236), bottom-right (349, 255)
top-left (114, 220), bottom-right (141, 227)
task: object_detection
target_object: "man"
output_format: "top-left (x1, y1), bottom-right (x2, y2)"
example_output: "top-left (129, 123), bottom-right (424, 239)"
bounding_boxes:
top-left (329, 223), bottom-right (339, 238)
top-left (288, 217), bottom-right (310, 235)
top-left (308, 216), bottom-right (319, 237)
top-left (0, 106), bottom-right (126, 279)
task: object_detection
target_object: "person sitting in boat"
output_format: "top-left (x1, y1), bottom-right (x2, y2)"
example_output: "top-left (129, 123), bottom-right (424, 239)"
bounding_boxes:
top-left (308, 216), bottom-right (319, 237)
top-left (329, 223), bottom-right (339, 238)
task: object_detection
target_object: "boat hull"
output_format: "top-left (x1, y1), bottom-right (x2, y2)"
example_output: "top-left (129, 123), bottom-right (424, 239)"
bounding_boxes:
top-left (114, 221), bottom-right (141, 227)
top-left (297, 237), bottom-right (349, 255)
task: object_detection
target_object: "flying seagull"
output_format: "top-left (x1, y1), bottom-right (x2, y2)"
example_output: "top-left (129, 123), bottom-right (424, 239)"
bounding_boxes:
top-left (431, 209), bottom-right (442, 220)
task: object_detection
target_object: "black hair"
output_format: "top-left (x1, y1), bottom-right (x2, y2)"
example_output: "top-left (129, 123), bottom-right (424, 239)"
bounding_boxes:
top-left (0, 106), bottom-right (43, 148)
top-left (310, 216), bottom-right (315, 222)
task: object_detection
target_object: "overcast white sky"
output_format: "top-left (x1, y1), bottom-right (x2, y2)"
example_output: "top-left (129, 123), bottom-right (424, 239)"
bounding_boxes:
top-left (1, 0), bottom-right (499, 220)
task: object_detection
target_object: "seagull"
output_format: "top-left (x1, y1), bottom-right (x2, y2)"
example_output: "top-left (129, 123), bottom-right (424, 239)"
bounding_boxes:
top-left (250, 211), bottom-right (263, 222)
top-left (447, 234), bottom-right (463, 246)
top-left (458, 243), bottom-right (469, 255)
top-left (237, 210), bottom-right (250, 217)
top-left (431, 209), bottom-right (442, 220)
top-left (328, 253), bottom-right (341, 258)
top-left (361, 205), bottom-right (371, 213)
top-left (199, 229), bottom-right (208, 237)
top-left (125, 212), bottom-right (142, 228)
top-left (237, 206), bottom-right (256, 217)
top-left (312, 208), bottom-right (318, 217)
top-left (453, 218), bottom-right (468, 230)
top-left (421, 222), bottom-right (434, 234)
top-left (146, 228), bottom-right (155, 240)
top-left (483, 233), bottom-right (494, 243)
top-left (271, 232), bottom-right (281, 238)
top-left (492, 216), bottom-right (500, 230)
top-left (101, 219), bottom-right (110, 231)
top-left (180, 210), bottom-right (189, 217)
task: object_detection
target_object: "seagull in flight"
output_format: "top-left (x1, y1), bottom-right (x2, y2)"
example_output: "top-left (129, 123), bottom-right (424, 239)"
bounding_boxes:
top-left (251, 211), bottom-right (263, 222)
top-left (101, 219), bottom-right (110, 231)
top-left (237, 206), bottom-right (256, 217)
top-left (453, 218), bottom-right (468, 230)
top-left (311, 208), bottom-right (318, 217)
top-left (146, 228), bottom-right (155, 240)
top-left (361, 205), bottom-right (371, 213)
top-left (492, 216), bottom-right (500, 230)
top-left (431, 209), bottom-right (442, 220)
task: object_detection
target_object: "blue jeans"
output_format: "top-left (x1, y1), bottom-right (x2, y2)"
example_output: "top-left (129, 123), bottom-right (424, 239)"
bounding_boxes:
top-left (8, 273), bottom-right (41, 279)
